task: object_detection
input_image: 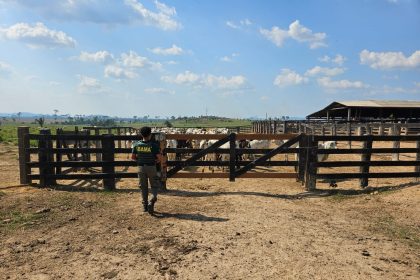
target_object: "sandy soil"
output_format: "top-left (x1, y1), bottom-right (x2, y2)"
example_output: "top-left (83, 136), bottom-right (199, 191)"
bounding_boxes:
top-left (0, 142), bottom-right (419, 280)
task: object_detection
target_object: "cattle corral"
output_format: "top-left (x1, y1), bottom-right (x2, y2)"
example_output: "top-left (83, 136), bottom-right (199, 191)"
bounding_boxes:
top-left (17, 126), bottom-right (420, 192)
top-left (1, 125), bottom-right (419, 279)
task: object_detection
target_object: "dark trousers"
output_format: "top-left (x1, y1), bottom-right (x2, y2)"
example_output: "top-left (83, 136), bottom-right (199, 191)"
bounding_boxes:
top-left (138, 165), bottom-right (160, 204)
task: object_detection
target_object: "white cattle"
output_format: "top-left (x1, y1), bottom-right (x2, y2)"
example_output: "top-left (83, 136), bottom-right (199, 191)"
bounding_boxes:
top-left (166, 139), bottom-right (178, 161)
top-left (317, 141), bottom-right (337, 162)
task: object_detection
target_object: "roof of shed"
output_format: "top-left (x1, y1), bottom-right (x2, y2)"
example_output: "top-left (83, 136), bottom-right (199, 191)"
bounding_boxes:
top-left (335, 100), bottom-right (420, 108)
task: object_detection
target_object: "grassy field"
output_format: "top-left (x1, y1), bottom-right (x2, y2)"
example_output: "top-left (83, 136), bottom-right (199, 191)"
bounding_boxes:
top-left (0, 118), bottom-right (252, 145)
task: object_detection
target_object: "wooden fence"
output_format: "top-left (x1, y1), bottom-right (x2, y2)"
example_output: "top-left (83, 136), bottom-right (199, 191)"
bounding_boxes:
top-left (18, 126), bottom-right (420, 191)
top-left (252, 120), bottom-right (420, 136)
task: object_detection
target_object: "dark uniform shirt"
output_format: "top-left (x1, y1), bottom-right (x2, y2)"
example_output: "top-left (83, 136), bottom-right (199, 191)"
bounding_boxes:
top-left (132, 140), bottom-right (160, 165)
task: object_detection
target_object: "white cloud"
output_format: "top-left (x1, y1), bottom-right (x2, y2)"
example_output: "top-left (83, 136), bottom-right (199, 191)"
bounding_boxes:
top-left (78, 75), bottom-right (102, 93)
top-left (203, 75), bottom-right (246, 89)
top-left (240, 19), bottom-right (252, 26)
top-left (125, 0), bottom-right (181, 30)
top-left (317, 77), bottom-right (367, 89)
top-left (360, 49), bottom-right (420, 70)
top-left (226, 19), bottom-right (253, 29)
top-left (305, 66), bottom-right (345, 77)
top-left (149, 44), bottom-right (183, 55)
top-left (220, 53), bottom-right (239, 62)
top-left (48, 81), bottom-right (60, 86)
top-left (79, 51), bottom-right (114, 63)
top-left (154, 0), bottom-right (176, 16)
top-left (120, 51), bottom-right (162, 70)
top-left (332, 54), bottom-right (346, 66)
top-left (162, 71), bottom-right (247, 90)
top-left (261, 20), bottom-right (327, 49)
top-left (260, 26), bottom-right (289, 47)
top-left (226, 21), bottom-right (239, 29)
top-left (415, 82), bottom-right (420, 88)
top-left (104, 65), bottom-right (137, 79)
top-left (274, 69), bottom-right (308, 87)
top-left (260, 96), bottom-right (269, 101)
top-left (0, 22), bottom-right (76, 48)
top-left (162, 70), bottom-right (200, 84)
top-left (0, 61), bottom-right (12, 76)
top-left (144, 87), bottom-right (174, 95)
top-left (319, 54), bottom-right (346, 65)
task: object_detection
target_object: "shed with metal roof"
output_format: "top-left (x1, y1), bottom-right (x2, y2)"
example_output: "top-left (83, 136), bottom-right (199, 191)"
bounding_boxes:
top-left (306, 100), bottom-right (420, 121)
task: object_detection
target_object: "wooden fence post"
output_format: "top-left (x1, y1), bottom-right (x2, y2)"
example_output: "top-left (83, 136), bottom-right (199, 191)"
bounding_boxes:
top-left (359, 128), bottom-right (373, 188)
top-left (391, 124), bottom-right (400, 161)
top-left (55, 128), bottom-right (62, 175)
top-left (38, 128), bottom-right (56, 187)
top-left (101, 134), bottom-right (115, 191)
top-left (378, 124), bottom-right (384, 136)
top-left (155, 133), bottom-right (167, 191)
top-left (229, 133), bottom-right (236, 182)
top-left (95, 127), bottom-right (102, 161)
top-left (347, 123), bottom-right (352, 148)
top-left (415, 134), bottom-right (420, 180)
top-left (304, 136), bottom-right (317, 191)
top-left (297, 134), bottom-right (307, 184)
top-left (18, 126), bottom-right (31, 184)
top-left (117, 127), bottom-right (121, 148)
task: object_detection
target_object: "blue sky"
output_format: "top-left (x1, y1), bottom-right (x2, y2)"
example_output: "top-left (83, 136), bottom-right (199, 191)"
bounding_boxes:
top-left (0, 0), bottom-right (419, 118)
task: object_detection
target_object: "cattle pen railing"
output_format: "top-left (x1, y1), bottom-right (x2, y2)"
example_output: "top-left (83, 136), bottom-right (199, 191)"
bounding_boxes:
top-left (17, 126), bottom-right (420, 191)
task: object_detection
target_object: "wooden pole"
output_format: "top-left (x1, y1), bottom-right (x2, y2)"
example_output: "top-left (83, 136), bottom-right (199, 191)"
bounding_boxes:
top-left (117, 127), bottom-right (121, 148)
top-left (101, 134), bottom-right (115, 190)
top-left (229, 133), bottom-right (236, 182)
top-left (297, 134), bottom-right (307, 184)
top-left (55, 128), bottom-right (62, 175)
top-left (415, 134), bottom-right (420, 180)
top-left (18, 126), bottom-right (30, 184)
top-left (95, 128), bottom-right (101, 161)
top-left (155, 133), bottom-right (167, 191)
top-left (38, 128), bottom-right (55, 187)
top-left (347, 123), bottom-right (352, 148)
top-left (304, 136), bottom-right (317, 191)
top-left (392, 124), bottom-right (400, 161)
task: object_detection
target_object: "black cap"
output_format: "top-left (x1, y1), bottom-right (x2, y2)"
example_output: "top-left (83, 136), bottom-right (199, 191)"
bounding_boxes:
top-left (140, 126), bottom-right (152, 138)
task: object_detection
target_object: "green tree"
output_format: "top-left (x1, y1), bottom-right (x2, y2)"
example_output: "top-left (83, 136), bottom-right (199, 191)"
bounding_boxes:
top-left (35, 117), bottom-right (45, 127)
top-left (164, 120), bottom-right (173, 127)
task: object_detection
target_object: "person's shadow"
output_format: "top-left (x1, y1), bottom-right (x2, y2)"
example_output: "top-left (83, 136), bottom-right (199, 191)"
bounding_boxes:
top-left (152, 211), bottom-right (229, 222)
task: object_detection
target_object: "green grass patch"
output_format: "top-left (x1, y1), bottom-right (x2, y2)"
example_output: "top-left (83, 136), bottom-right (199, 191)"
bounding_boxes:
top-left (369, 215), bottom-right (420, 249)
top-left (0, 191), bottom-right (5, 197)
top-left (0, 210), bottom-right (42, 230)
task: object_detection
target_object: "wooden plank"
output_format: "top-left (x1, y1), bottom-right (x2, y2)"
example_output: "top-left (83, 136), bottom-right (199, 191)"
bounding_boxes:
top-left (172, 173), bottom-right (298, 179)
top-left (314, 135), bottom-right (420, 141)
top-left (28, 172), bottom-right (298, 180)
top-left (317, 172), bottom-right (420, 179)
top-left (317, 161), bottom-right (420, 167)
top-left (317, 148), bottom-right (419, 154)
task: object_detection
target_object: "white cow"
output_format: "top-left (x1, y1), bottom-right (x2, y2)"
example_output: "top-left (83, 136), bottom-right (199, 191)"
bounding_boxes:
top-left (166, 139), bottom-right (178, 161)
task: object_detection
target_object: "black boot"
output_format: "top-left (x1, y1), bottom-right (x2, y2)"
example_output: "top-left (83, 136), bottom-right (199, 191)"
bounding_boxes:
top-left (142, 202), bottom-right (148, 212)
top-left (148, 197), bottom-right (157, 214)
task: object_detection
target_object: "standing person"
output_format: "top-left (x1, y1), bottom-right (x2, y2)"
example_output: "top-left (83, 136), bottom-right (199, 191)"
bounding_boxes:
top-left (131, 126), bottom-right (162, 214)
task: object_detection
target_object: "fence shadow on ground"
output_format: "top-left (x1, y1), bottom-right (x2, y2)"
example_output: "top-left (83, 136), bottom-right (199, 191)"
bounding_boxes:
top-left (28, 180), bottom-right (419, 200)
top-left (152, 212), bottom-right (229, 222)
top-left (161, 181), bottom-right (420, 200)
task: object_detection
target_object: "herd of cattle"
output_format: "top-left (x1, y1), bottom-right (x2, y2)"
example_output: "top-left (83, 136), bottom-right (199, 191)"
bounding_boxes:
top-left (125, 127), bottom-right (338, 166)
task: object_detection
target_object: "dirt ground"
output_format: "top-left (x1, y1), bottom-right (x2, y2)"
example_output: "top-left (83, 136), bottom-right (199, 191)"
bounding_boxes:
top-left (0, 142), bottom-right (419, 280)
